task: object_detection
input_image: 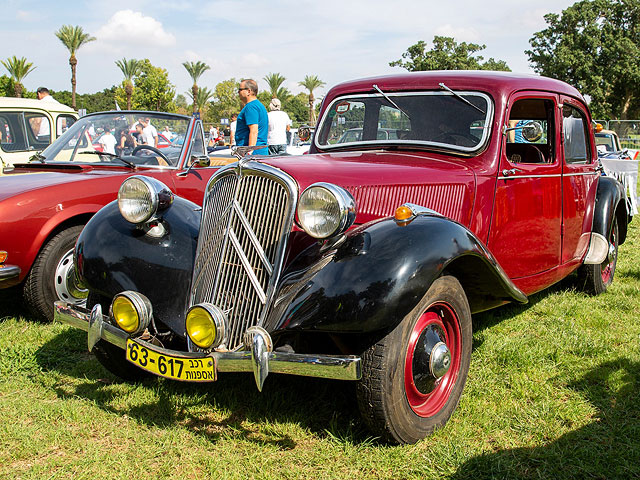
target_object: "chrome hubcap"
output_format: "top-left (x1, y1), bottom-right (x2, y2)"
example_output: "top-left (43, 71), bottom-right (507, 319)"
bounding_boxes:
top-left (429, 341), bottom-right (452, 379)
top-left (54, 249), bottom-right (88, 304)
top-left (607, 242), bottom-right (616, 264)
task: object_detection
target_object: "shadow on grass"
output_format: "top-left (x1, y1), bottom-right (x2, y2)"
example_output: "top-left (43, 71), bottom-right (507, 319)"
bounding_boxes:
top-left (0, 286), bottom-right (30, 321)
top-left (452, 357), bottom-right (640, 479)
top-left (35, 328), bottom-right (370, 447)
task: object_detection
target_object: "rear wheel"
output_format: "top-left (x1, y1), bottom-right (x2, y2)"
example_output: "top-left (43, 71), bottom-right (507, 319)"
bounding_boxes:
top-left (356, 276), bottom-right (472, 444)
top-left (23, 225), bottom-right (87, 322)
top-left (578, 217), bottom-right (618, 295)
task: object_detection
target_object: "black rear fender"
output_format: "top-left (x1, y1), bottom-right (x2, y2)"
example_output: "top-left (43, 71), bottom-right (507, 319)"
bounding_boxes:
top-left (592, 176), bottom-right (628, 245)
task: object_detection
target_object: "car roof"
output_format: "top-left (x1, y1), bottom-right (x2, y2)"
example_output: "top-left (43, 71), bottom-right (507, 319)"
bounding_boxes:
top-left (324, 70), bottom-right (585, 104)
top-left (596, 130), bottom-right (617, 136)
top-left (0, 97), bottom-right (77, 113)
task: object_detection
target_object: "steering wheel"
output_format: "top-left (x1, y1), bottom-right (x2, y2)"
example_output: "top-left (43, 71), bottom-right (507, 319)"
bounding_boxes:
top-left (432, 132), bottom-right (478, 147)
top-left (131, 145), bottom-right (170, 165)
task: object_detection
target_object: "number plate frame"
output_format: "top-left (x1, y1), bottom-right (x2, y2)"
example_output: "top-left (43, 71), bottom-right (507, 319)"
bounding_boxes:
top-left (125, 338), bottom-right (216, 382)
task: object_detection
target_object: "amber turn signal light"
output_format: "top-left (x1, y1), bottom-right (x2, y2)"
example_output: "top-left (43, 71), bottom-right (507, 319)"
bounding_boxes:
top-left (0, 251), bottom-right (7, 264)
top-left (394, 205), bottom-right (414, 221)
top-left (594, 123), bottom-right (603, 133)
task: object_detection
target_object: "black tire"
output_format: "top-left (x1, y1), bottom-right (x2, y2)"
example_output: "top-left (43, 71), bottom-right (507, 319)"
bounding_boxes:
top-left (577, 217), bottom-right (618, 295)
top-left (87, 292), bottom-right (150, 381)
top-left (356, 275), bottom-right (472, 444)
top-left (23, 225), bottom-right (86, 322)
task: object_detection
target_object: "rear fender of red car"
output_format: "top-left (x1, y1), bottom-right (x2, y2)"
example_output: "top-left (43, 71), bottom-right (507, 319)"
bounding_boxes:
top-left (592, 176), bottom-right (629, 245)
top-left (264, 214), bottom-right (528, 335)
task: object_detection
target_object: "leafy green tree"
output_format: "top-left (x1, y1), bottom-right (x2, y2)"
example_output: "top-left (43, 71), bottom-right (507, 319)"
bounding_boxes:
top-left (115, 59), bottom-right (176, 112)
top-left (175, 93), bottom-right (189, 115)
top-left (1, 56), bottom-right (36, 97)
top-left (299, 75), bottom-right (326, 125)
top-left (55, 25), bottom-right (96, 109)
top-left (527, 0), bottom-right (640, 119)
top-left (187, 86), bottom-right (215, 116)
top-left (0, 74), bottom-right (14, 97)
top-left (390, 36), bottom-right (510, 72)
top-left (53, 87), bottom-right (118, 113)
top-left (115, 58), bottom-right (143, 109)
top-left (208, 78), bottom-right (242, 123)
top-left (263, 72), bottom-right (286, 98)
top-left (283, 93), bottom-right (309, 124)
top-left (183, 60), bottom-right (210, 114)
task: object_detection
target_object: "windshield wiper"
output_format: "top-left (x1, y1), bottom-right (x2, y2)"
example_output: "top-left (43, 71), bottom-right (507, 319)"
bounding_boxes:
top-left (372, 84), bottom-right (411, 120)
top-left (438, 83), bottom-right (486, 114)
top-left (77, 151), bottom-right (136, 169)
top-left (29, 152), bottom-right (46, 163)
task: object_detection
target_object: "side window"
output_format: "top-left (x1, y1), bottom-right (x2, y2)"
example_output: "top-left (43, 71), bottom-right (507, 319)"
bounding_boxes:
top-left (506, 98), bottom-right (555, 164)
top-left (0, 113), bottom-right (27, 152)
top-left (191, 123), bottom-right (206, 157)
top-left (562, 105), bottom-right (590, 164)
top-left (25, 113), bottom-right (52, 148)
top-left (57, 115), bottom-right (77, 136)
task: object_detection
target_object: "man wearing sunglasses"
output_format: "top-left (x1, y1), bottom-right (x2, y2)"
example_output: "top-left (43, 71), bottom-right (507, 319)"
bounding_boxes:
top-left (236, 79), bottom-right (268, 155)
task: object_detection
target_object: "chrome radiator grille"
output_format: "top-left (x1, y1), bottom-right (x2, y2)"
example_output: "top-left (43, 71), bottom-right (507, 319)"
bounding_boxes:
top-left (190, 163), bottom-right (296, 350)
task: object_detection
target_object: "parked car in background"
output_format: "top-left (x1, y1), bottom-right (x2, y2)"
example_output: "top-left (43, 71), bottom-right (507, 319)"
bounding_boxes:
top-left (0, 97), bottom-right (78, 172)
top-left (0, 110), bottom-right (234, 321)
top-left (57, 72), bottom-right (629, 444)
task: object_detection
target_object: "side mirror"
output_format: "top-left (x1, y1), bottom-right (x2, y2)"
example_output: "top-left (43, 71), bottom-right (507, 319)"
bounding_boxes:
top-left (298, 125), bottom-right (312, 142)
top-left (521, 121), bottom-right (543, 142)
top-left (191, 155), bottom-right (211, 167)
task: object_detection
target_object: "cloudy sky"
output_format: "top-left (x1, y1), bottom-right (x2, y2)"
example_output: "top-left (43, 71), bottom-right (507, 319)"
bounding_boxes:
top-left (3, 0), bottom-right (577, 100)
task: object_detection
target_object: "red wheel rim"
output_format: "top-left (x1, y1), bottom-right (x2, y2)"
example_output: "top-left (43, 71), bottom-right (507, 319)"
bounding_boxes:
top-left (601, 224), bottom-right (617, 285)
top-left (404, 302), bottom-right (462, 417)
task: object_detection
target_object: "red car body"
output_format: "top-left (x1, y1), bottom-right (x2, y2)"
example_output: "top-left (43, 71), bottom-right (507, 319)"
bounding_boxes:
top-left (56, 72), bottom-right (629, 444)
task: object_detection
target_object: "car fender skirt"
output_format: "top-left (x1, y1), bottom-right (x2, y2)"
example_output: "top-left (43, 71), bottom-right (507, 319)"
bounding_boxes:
top-left (75, 197), bottom-right (201, 334)
top-left (265, 215), bottom-right (527, 334)
top-left (592, 176), bottom-right (628, 245)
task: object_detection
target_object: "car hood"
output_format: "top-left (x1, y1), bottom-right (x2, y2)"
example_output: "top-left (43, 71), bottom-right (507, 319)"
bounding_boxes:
top-left (259, 151), bottom-right (477, 226)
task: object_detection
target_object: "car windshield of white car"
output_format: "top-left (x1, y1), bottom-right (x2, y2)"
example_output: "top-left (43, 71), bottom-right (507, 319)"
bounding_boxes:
top-left (38, 112), bottom-right (191, 167)
top-left (315, 91), bottom-right (493, 153)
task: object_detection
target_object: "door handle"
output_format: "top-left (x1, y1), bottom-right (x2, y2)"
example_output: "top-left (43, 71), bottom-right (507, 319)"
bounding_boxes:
top-left (502, 168), bottom-right (523, 176)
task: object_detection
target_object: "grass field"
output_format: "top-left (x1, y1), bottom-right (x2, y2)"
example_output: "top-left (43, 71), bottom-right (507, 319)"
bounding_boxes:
top-left (1, 216), bottom-right (639, 479)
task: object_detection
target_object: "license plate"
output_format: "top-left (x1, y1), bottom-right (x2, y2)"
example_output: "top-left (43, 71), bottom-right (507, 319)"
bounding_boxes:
top-left (126, 339), bottom-right (216, 382)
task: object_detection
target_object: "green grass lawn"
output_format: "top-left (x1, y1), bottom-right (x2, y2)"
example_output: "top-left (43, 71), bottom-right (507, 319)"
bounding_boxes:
top-left (1, 217), bottom-right (639, 480)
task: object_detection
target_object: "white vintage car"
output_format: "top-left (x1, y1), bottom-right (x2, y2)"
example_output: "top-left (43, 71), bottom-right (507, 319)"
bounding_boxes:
top-left (0, 97), bottom-right (78, 172)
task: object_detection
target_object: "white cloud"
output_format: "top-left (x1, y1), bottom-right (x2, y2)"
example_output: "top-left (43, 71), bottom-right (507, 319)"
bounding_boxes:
top-left (95, 10), bottom-right (176, 49)
top-left (16, 10), bottom-right (36, 21)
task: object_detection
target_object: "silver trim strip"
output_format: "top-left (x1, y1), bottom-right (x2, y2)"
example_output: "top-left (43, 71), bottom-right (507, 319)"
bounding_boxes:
top-left (498, 171), bottom-right (598, 180)
top-left (55, 301), bottom-right (362, 382)
top-left (228, 228), bottom-right (267, 304)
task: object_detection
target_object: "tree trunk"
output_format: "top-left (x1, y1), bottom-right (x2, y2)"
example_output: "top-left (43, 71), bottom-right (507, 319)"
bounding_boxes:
top-left (308, 92), bottom-right (315, 125)
top-left (125, 82), bottom-right (133, 110)
top-left (14, 82), bottom-right (23, 98)
top-left (70, 54), bottom-right (78, 110)
top-left (192, 84), bottom-right (199, 114)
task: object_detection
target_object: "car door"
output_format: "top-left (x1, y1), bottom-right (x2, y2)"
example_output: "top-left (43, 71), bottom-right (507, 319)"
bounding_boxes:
top-left (488, 93), bottom-right (562, 281)
top-left (559, 98), bottom-right (599, 264)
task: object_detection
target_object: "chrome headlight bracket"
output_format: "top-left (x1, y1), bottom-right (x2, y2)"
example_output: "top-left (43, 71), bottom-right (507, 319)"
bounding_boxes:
top-left (118, 175), bottom-right (174, 224)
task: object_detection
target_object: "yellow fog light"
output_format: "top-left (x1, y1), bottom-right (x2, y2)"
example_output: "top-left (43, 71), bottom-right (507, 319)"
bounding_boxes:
top-left (111, 291), bottom-right (152, 335)
top-left (186, 303), bottom-right (227, 349)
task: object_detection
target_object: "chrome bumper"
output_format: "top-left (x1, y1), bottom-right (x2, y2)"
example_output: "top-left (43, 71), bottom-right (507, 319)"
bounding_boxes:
top-left (54, 301), bottom-right (362, 390)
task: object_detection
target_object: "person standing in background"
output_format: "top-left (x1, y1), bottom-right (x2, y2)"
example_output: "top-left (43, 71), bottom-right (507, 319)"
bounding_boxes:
top-left (229, 113), bottom-right (238, 146)
top-left (235, 79), bottom-right (268, 155)
top-left (267, 98), bottom-right (291, 155)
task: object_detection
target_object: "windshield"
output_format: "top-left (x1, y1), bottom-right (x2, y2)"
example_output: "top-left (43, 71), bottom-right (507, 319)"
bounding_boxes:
top-left (315, 91), bottom-right (493, 153)
top-left (39, 112), bottom-right (191, 167)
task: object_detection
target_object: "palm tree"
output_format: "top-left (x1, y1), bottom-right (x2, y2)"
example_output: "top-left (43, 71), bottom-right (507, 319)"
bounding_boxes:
top-left (183, 61), bottom-right (210, 114)
top-left (115, 58), bottom-right (142, 110)
top-left (187, 86), bottom-right (214, 116)
top-left (1, 56), bottom-right (36, 97)
top-left (55, 25), bottom-right (96, 109)
top-left (264, 72), bottom-right (286, 98)
top-left (298, 75), bottom-right (326, 125)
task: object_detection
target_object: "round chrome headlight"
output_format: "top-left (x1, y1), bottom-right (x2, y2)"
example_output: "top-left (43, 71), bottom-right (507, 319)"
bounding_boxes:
top-left (186, 303), bottom-right (227, 350)
top-left (118, 176), bottom-right (173, 224)
top-left (297, 183), bottom-right (356, 239)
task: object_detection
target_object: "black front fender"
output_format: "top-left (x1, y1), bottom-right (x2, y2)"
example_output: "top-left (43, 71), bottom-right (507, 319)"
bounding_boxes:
top-left (265, 215), bottom-right (527, 335)
top-left (75, 197), bottom-right (201, 335)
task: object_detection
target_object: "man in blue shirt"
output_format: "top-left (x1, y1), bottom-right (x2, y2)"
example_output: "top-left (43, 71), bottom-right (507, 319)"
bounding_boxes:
top-left (236, 79), bottom-right (268, 155)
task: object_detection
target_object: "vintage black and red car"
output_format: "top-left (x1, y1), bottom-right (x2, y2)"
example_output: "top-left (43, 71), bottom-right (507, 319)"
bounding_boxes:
top-left (56, 71), bottom-right (629, 444)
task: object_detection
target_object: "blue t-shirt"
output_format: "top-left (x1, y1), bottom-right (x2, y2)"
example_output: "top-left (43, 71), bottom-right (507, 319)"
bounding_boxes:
top-left (236, 99), bottom-right (269, 155)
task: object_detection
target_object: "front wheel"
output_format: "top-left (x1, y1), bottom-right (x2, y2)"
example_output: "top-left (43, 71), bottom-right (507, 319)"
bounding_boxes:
top-left (356, 275), bottom-right (472, 444)
top-left (23, 225), bottom-right (88, 322)
top-left (577, 217), bottom-right (618, 295)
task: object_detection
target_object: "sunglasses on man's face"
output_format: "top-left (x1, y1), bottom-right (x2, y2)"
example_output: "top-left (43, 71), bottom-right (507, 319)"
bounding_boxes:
top-left (238, 87), bottom-right (250, 93)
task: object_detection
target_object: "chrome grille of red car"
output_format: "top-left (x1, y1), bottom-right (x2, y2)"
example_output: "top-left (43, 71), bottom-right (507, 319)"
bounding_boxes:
top-left (190, 162), bottom-right (297, 350)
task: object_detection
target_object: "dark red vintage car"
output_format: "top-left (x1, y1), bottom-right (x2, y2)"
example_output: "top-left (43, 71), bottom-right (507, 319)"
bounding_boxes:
top-left (0, 110), bottom-right (232, 321)
top-left (56, 72), bottom-right (629, 443)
